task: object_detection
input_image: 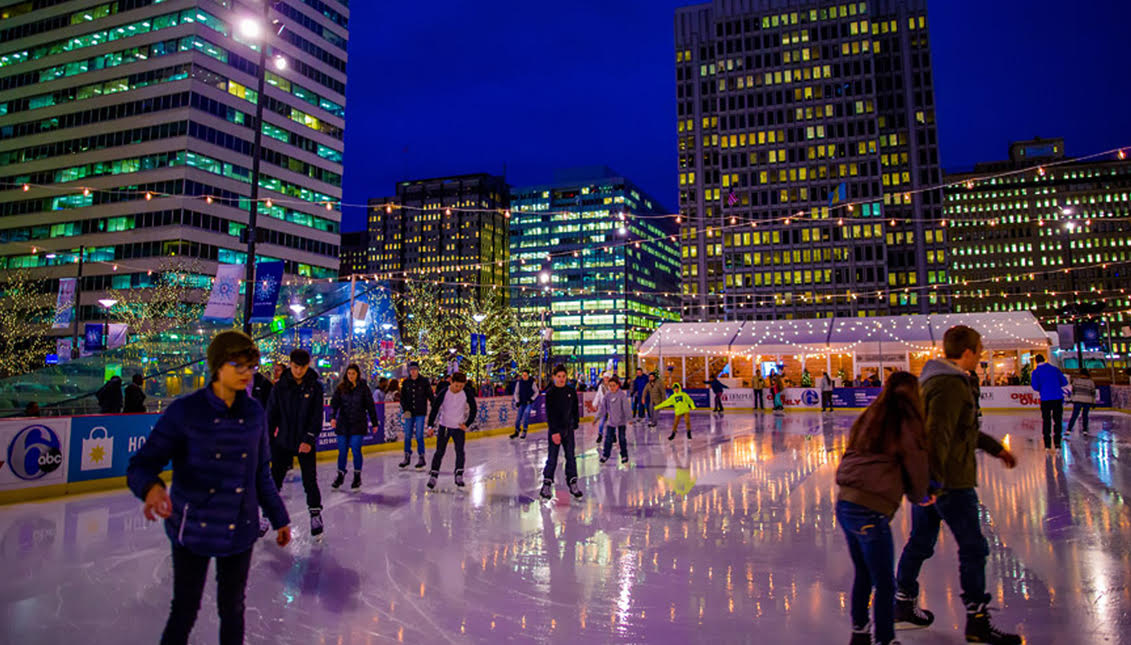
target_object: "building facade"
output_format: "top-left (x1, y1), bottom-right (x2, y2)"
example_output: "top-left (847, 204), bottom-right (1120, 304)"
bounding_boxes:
top-left (366, 174), bottom-right (510, 308)
top-left (510, 167), bottom-right (680, 381)
top-left (945, 137), bottom-right (1131, 366)
top-left (675, 0), bottom-right (948, 321)
top-left (0, 0), bottom-right (346, 334)
top-left (339, 230), bottom-right (368, 277)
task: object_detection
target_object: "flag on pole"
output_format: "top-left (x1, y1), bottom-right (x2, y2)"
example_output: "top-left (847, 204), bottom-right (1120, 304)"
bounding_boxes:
top-left (249, 261), bottom-right (284, 323)
top-left (52, 277), bottom-right (76, 329)
top-left (202, 264), bottom-right (243, 323)
top-left (828, 182), bottom-right (847, 207)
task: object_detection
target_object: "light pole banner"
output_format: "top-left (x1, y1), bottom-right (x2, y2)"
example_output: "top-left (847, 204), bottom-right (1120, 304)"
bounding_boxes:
top-left (202, 263), bottom-right (243, 323)
top-left (250, 261), bottom-right (285, 322)
top-left (52, 278), bottom-right (76, 329)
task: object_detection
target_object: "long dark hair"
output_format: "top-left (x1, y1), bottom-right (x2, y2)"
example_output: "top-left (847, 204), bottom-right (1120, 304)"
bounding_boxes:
top-left (847, 371), bottom-right (924, 454)
top-left (337, 364), bottom-right (362, 393)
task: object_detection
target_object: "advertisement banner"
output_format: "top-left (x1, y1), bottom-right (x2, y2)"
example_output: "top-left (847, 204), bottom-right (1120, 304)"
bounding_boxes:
top-left (67, 414), bottom-right (162, 483)
top-left (83, 323), bottom-right (103, 352)
top-left (202, 263), bottom-right (243, 323)
top-left (52, 277), bottom-right (76, 329)
top-left (249, 261), bottom-right (284, 323)
top-left (0, 418), bottom-right (70, 490)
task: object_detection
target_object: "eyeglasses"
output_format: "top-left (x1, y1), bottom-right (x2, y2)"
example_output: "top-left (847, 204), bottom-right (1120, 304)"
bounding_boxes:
top-left (227, 361), bottom-right (259, 374)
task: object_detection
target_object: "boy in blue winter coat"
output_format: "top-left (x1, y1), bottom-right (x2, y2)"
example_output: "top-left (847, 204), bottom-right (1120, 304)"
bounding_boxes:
top-left (127, 330), bottom-right (291, 645)
top-left (1030, 354), bottom-right (1068, 449)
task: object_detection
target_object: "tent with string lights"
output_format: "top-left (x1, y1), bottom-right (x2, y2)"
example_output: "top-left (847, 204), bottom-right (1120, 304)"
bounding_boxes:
top-left (637, 312), bottom-right (1052, 389)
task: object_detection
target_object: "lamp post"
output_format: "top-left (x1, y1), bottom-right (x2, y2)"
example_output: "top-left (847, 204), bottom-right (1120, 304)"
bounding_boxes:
top-left (1062, 213), bottom-right (1085, 371)
top-left (67, 245), bottom-right (85, 359)
top-left (289, 302), bottom-right (305, 347)
top-left (97, 298), bottom-right (118, 351)
top-left (239, 2), bottom-right (287, 334)
top-left (538, 269), bottom-right (552, 386)
top-left (472, 313), bottom-right (487, 394)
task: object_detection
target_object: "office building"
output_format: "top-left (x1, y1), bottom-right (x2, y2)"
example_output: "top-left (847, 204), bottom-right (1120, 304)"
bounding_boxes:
top-left (0, 0), bottom-right (347, 334)
top-left (339, 230), bottom-right (368, 277)
top-left (510, 167), bottom-right (680, 379)
top-left (945, 137), bottom-right (1131, 364)
top-left (367, 174), bottom-right (510, 308)
top-left (675, 0), bottom-right (948, 321)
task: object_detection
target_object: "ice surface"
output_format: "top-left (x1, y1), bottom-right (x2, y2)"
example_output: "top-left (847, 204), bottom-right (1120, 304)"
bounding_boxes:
top-left (3, 410), bottom-right (1130, 644)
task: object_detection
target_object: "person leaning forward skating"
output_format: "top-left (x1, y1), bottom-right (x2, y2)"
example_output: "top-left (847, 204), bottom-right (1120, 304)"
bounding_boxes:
top-left (426, 372), bottom-right (476, 490)
top-left (655, 383), bottom-right (696, 442)
top-left (127, 331), bottom-right (291, 645)
top-left (266, 348), bottom-right (325, 538)
top-left (540, 365), bottom-right (583, 500)
top-left (892, 325), bottom-right (1020, 644)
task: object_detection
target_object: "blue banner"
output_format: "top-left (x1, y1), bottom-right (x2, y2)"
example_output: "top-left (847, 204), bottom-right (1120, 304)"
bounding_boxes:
top-left (831, 387), bottom-right (882, 408)
top-left (250, 261), bottom-right (284, 323)
top-left (298, 327), bottom-right (313, 350)
top-left (470, 333), bottom-right (479, 356)
top-left (68, 414), bottom-right (163, 483)
top-left (84, 323), bottom-right (104, 351)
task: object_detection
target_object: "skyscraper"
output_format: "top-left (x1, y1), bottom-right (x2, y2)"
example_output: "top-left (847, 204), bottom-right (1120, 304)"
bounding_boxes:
top-left (945, 137), bottom-right (1131, 367)
top-left (367, 174), bottom-right (510, 309)
top-left (674, 0), bottom-right (948, 321)
top-left (0, 0), bottom-right (346, 331)
top-left (510, 167), bottom-right (680, 380)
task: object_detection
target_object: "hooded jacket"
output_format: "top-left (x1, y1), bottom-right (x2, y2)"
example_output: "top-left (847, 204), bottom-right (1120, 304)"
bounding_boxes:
top-left (400, 375), bottom-right (434, 417)
top-left (127, 387), bottom-right (290, 557)
top-left (596, 388), bottom-right (632, 427)
top-left (836, 402), bottom-right (930, 518)
top-left (919, 359), bottom-right (1004, 491)
top-left (331, 379), bottom-right (380, 436)
top-left (655, 386), bottom-right (696, 416)
top-left (266, 367), bottom-right (324, 451)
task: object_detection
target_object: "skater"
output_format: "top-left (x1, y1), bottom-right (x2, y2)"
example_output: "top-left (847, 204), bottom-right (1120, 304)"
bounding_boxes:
top-left (655, 383), bottom-right (696, 441)
top-left (510, 369), bottom-right (540, 439)
top-left (645, 372), bottom-right (664, 428)
top-left (127, 330), bottom-right (291, 645)
top-left (540, 365), bottom-right (583, 500)
top-left (819, 371), bottom-right (834, 412)
top-left (124, 373), bottom-right (147, 413)
top-left (251, 368), bottom-right (273, 409)
top-left (330, 364), bottom-right (380, 490)
top-left (1066, 369), bottom-right (1096, 437)
top-left (1030, 354), bottom-right (1068, 449)
top-left (266, 348), bottom-right (325, 538)
top-left (707, 374), bottom-right (728, 414)
top-left (591, 372), bottom-right (610, 444)
top-left (399, 362), bottom-right (433, 469)
top-left (893, 325), bottom-right (1021, 644)
top-left (96, 375), bottom-right (123, 413)
top-left (374, 377), bottom-right (388, 442)
top-left (595, 376), bottom-right (632, 464)
top-left (771, 373), bottom-right (785, 411)
top-left (426, 372), bottom-right (476, 490)
top-left (836, 371), bottom-right (930, 645)
top-left (753, 373), bottom-right (766, 410)
top-left (631, 368), bottom-right (649, 420)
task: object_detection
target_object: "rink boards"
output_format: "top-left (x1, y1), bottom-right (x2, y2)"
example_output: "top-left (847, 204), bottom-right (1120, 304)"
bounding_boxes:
top-left (706, 385), bottom-right (1114, 410)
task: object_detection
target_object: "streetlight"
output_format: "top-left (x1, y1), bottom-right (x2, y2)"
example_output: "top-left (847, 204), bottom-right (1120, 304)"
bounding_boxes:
top-left (1062, 219), bottom-right (1084, 370)
top-left (289, 303), bottom-right (306, 317)
top-left (98, 298), bottom-right (117, 351)
top-left (239, 3), bottom-right (285, 335)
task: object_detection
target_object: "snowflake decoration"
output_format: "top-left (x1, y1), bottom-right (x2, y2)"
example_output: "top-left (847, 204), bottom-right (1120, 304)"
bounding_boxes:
top-left (255, 274), bottom-right (279, 300)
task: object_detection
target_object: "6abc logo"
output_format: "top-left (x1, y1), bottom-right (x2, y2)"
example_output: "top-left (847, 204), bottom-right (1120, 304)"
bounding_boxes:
top-left (6, 424), bottom-right (64, 481)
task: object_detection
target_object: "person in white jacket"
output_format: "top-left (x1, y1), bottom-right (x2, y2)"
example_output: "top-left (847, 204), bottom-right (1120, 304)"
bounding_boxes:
top-left (589, 373), bottom-right (611, 444)
top-left (1066, 369), bottom-right (1097, 436)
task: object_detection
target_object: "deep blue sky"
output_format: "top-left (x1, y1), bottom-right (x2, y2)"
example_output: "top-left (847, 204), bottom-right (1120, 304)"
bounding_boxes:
top-left (340, 0), bottom-right (1131, 231)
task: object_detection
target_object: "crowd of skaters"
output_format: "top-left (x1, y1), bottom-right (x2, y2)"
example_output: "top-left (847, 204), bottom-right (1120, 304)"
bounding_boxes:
top-left (113, 323), bottom-right (1107, 644)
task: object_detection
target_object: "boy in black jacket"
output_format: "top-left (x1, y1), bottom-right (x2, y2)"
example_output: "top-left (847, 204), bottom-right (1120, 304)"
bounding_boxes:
top-left (425, 372), bottom-right (476, 490)
top-left (540, 365), bottom-right (583, 500)
top-left (266, 348), bottom-right (326, 538)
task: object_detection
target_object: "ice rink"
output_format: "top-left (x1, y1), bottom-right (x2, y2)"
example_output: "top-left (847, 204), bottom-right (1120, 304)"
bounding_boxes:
top-left (3, 408), bottom-right (1130, 644)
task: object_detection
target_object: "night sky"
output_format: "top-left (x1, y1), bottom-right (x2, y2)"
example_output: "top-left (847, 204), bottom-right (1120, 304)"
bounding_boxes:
top-left (340, 0), bottom-right (1131, 232)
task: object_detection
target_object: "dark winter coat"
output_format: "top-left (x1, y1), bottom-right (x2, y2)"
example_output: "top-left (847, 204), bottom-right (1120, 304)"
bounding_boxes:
top-left (632, 374), bottom-right (649, 397)
top-left (331, 379), bottom-right (379, 436)
top-left (708, 378), bottom-right (728, 394)
top-left (427, 386), bottom-right (477, 428)
top-left (513, 377), bottom-right (539, 406)
top-left (836, 404), bottom-right (930, 518)
top-left (97, 377), bottom-right (123, 413)
top-left (400, 375), bottom-right (434, 417)
top-left (251, 372), bottom-right (273, 410)
top-left (266, 368), bottom-right (324, 451)
top-left (545, 384), bottom-right (579, 433)
top-left (126, 387), bottom-right (290, 557)
top-left (123, 383), bottom-right (146, 413)
top-left (919, 359), bottom-right (1004, 491)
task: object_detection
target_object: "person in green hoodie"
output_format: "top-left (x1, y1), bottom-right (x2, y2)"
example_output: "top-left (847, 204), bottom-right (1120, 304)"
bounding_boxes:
top-left (655, 383), bottom-right (696, 442)
top-left (893, 325), bottom-right (1020, 645)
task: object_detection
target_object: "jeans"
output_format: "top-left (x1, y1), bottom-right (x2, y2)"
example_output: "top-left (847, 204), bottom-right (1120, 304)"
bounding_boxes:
top-left (1040, 399), bottom-right (1064, 448)
top-left (515, 403), bottom-right (533, 432)
top-left (646, 399), bottom-right (657, 424)
top-left (542, 428), bottom-right (578, 483)
top-left (602, 425), bottom-right (628, 460)
top-left (429, 426), bottom-right (466, 475)
top-left (895, 488), bottom-right (990, 606)
top-left (836, 501), bottom-right (895, 644)
top-left (403, 414), bottom-right (426, 456)
top-left (1067, 402), bottom-right (1091, 434)
top-left (271, 445), bottom-right (322, 510)
top-left (713, 392), bottom-right (724, 412)
top-left (821, 391), bottom-right (834, 411)
top-left (375, 403), bottom-right (385, 441)
top-left (161, 543), bottom-right (253, 645)
top-left (753, 389), bottom-right (764, 409)
top-left (632, 394), bottom-right (643, 419)
top-left (336, 434), bottom-right (363, 472)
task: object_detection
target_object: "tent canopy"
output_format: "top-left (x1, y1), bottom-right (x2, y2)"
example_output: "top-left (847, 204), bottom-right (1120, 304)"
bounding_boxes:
top-left (638, 312), bottom-right (1050, 358)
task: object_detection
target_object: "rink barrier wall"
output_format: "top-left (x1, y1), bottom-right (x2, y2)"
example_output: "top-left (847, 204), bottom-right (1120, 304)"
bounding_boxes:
top-left (0, 394), bottom-right (596, 506)
top-left (703, 385), bottom-right (1114, 411)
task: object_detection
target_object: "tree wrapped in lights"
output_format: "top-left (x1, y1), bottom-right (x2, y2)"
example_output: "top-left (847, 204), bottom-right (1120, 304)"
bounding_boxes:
top-left (399, 280), bottom-right (466, 376)
top-left (0, 270), bottom-right (56, 378)
top-left (105, 262), bottom-right (206, 367)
